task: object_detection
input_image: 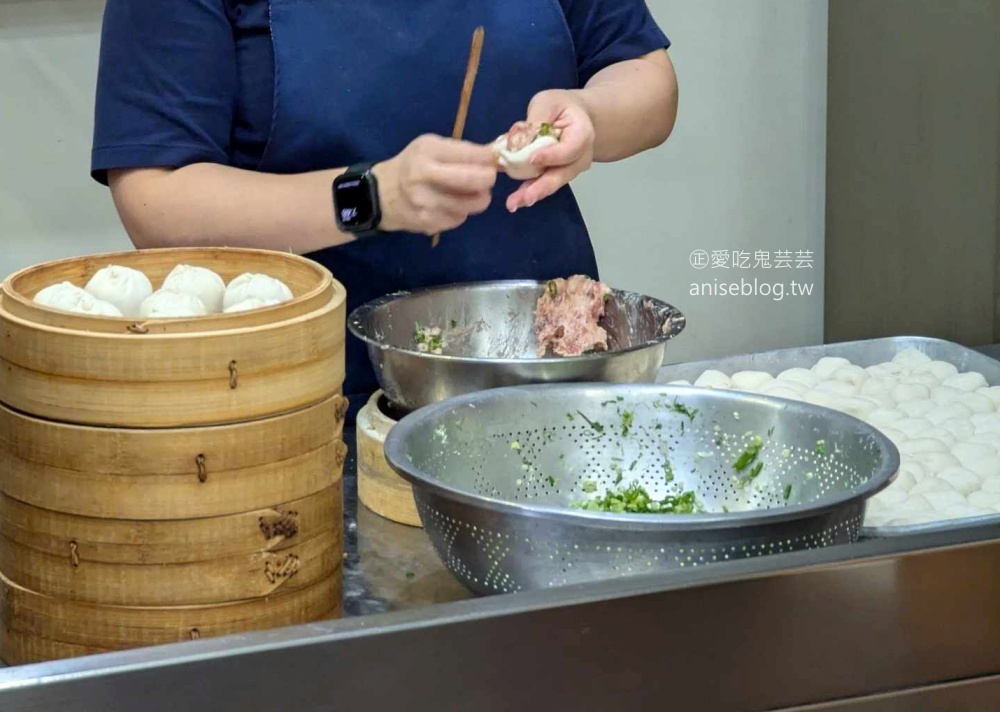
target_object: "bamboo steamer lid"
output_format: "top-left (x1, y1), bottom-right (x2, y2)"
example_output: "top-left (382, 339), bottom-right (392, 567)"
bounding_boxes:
top-left (0, 486), bottom-right (340, 566)
top-left (0, 394), bottom-right (348, 520)
top-left (0, 525), bottom-right (341, 607)
top-left (357, 391), bottom-right (422, 527)
top-left (0, 570), bottom-right (342, 665)
top-left (0, 247), bottom-right (346, 427)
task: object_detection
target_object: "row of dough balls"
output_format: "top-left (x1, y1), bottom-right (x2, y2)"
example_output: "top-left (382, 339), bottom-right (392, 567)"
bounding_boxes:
top-left (33, 264), bottom-right (293, 318)
top-left (668, 349), bottom-right (1000, 529)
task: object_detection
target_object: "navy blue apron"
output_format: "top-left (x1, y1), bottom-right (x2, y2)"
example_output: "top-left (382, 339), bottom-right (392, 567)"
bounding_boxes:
top-left (257, 0), bottom-right (599, 420)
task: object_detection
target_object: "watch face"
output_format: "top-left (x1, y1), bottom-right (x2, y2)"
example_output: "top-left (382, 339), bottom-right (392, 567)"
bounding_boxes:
top-left (334, 174), bottom-right (375, 230)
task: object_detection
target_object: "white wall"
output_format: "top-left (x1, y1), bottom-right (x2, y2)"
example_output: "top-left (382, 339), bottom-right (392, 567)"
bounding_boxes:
top-left (0, 0), bottom-right (827, 363)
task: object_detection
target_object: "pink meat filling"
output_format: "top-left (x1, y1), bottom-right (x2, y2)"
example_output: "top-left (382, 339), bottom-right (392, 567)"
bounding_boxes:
top-left (534, 275), bottom-right (612, 357)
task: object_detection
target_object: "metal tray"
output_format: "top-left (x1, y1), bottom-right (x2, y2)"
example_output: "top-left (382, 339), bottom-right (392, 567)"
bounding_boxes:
top-left (657, 336), bottom-right (1000, 538)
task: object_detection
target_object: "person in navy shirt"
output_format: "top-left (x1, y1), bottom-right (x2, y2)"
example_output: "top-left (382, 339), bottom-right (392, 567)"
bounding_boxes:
top-left (91, 0), bottom-right (678, 419)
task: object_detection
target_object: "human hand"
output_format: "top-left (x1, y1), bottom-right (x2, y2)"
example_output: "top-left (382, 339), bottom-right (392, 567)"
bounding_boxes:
top-left (374, 135), bottom-right (498, 236)
top-left (505, 89), bottom-right (596, 213)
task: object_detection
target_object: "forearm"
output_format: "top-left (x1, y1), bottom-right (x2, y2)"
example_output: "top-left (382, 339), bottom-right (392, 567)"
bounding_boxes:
top-left (108, 163), bottom-right (354, 254)
top-left (577, 49), bottom-right (678, 163)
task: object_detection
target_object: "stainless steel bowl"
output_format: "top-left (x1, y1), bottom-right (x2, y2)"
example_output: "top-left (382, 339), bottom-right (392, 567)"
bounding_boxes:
top-left (348, 280), bottom-right (685, 412)
top-left (384, 384), bottom-right (900, 595)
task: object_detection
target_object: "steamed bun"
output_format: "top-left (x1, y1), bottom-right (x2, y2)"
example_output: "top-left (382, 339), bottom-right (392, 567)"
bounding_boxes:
top-left (223, 297), bottom-right (282, 314)
top-left (84, 265), bottom-right (153, 317)
top-left (223, 273), bottom-right (293, 311)
top-left (161, 264), bottom-right (226, 313)
top-left (34, 281), bottom-right (124, 317)
top-left (139, 289), bottom-right (209, 318)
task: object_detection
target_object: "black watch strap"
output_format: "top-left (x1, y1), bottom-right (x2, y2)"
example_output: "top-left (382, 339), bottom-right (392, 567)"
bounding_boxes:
top-left (334, 162), bottom-right (382, 239)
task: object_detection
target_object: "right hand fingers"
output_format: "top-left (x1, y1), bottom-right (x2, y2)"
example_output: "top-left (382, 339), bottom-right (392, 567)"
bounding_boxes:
top-left (422, 162), bottom-right (497, 194)
top-left (412, 134), bottom-right (498, 166)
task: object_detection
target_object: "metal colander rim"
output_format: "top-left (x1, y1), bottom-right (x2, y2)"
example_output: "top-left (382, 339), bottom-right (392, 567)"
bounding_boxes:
top-left (346, 279), bottom-right (686, 365)
top-left (383, 384), bottom-right (900, 533)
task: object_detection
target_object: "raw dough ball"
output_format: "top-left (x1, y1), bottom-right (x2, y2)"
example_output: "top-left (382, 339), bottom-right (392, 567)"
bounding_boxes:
top-left (943, 372), bottom-right (989, 392)
top-left (923, 490), bottom-right (967, 511)
top-left (836, 395), bottom-right (880, 420)
top-left (893, 418), bottom-right (937, 440)
top-left (814, 380), bottom-right (858, 396)
top-left (762, 378), bottom-right (808, 397)
top-left (876, 426), bottom-right (907, 446)
top-left (223, 297), bottom-right (281, 314)
top-left (961, 433), bottom-right (1000, 451)
top-left (730, 370), bottom-right (774, 391)
top-left (223, 273), bottom-right (293, 311)
top-left (951, 442), bottom-right (995, 469)
top-left (777, 368), bottom-right (817, 388)
top-left (972, 413), bottom-right (1000, 434)
top-left (936, 466), bottom-right (981, 495)
top-left (870, 487), bottom-right (907, 507)
top-left (896, 493), bottom-right (933, 513)
top-left (897, 399), bottom-right (936, 419)
top-left (84, 264), bottom-right (153, 317)
top-left (161, 264), bottom-right (226, 313)
top-left (923, 403), bottom-right (972, 426)
top-left (860, 377), bottom-right (896, 400)
top-left (901, 372), bottom-right (940, 389)
top-left (867, 363), bottom-right (906, 378)
top-left (694, 370), bottom-right (732, 389)
top-left (910, 451), bottom-right (959, 475)
top-left (957, 392), bottom-right (994, 414)
top-left (976, 386), bottom-right (1000, 409)
top-left (138, 290), bottom-right (209, 319)
top-left (892, 469), bottom-right (917, 492)
top-left (939, 503), bottom-right (994, 520)
top-left (892, 349), bottom-right (932, 369)
top-left (930, 386), bottom-right (964, 406)
top-left (940, 418), bottom-right (975, 442)
top-left (866, 409), bottom-right (903, 428)
top-left (900, 461), bottom-right (928, 483)
top-left (913, 360), bottom-right (959, 381)
top-left (965, 458), bottom-right (1000, 481)
top-left (899, 438), bottom-right (950, 455)
top-left (830, 364), bottom-right (868, 386)
top-left (891, 383), bottom-right (930, 403)
top-left (812, 356), bottom-right (852, 379)
top-left (981, 476), bottom-right (1000, 494)
top-left (760, 384), bottom-right (805, 401)
top-left (909, 477), bottom-right (955, 496)
top-left (968, 490), bottom-right (1000, 510)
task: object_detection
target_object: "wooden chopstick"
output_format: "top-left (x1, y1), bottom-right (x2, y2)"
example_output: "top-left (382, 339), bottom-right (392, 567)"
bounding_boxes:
top-left (431, 25), bottom-right (485, 249)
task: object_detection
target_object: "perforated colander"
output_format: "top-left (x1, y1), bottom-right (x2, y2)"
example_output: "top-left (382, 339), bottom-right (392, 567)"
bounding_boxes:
top-left (384, 384), bottom-right (899, 595)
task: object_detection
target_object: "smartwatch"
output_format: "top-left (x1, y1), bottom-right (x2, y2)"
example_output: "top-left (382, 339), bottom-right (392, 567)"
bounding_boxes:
top-left (332, 162), bottom-right (383, 239)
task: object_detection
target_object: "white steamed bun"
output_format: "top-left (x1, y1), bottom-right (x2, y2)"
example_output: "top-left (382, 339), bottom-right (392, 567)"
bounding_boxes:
top-left (223, 273), bottom-right (293, 311)
top-left (139, 289), bottom-right (208, 318)
top-left (223, 297), bottom-right (281, 314)
top-left (161, 264), bottom-right (226, 313)
top-left (84, 265), bottom-right (153, 317)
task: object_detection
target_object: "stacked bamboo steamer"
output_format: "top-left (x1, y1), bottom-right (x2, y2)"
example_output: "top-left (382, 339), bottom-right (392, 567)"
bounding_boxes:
top-left (0, 247), bottom-right (347, 665)
top-left (357, 391), bottom-right (421, 527)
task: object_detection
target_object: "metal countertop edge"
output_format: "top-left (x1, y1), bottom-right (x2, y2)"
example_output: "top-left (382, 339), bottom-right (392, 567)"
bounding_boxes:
top-left (0, 517), bottom-right (997, 690)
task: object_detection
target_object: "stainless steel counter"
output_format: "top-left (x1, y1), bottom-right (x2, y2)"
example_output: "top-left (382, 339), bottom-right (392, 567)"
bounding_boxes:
top-left (3, 343), bottom-right (1000, 710)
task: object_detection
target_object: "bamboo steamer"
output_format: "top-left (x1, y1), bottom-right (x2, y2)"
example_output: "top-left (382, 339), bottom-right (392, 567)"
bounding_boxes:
top-left (357, 391), bottom-right (422, 527)
top-left (0, 247), bottom-right (346, 427)
top-left (0, 570), bottom-right (342, 665)
top-left (0, 394), bottom-right (348, 520)
top-left (0, 484), bottom-right (343, 607)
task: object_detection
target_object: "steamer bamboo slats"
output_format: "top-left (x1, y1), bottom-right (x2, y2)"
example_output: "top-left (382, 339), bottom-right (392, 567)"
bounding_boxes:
top-left (0, 247), bottom-right (346, 427)
top-left (0, 396), bottom-right (347, 520)
top-left (357, 391), bottom-right (422, 527)
top-left (0, 571), bottom-right (342, 666)
top-left (0, 247), bottom-right (347, 665)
